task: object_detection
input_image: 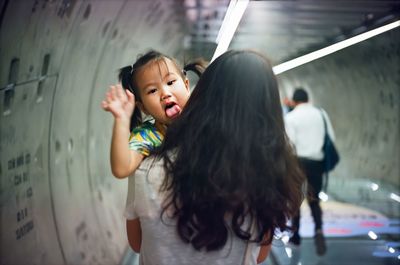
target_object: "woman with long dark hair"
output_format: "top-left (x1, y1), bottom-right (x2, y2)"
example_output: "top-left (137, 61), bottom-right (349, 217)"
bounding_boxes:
top-left (125, 50), bottom-right (305, 264)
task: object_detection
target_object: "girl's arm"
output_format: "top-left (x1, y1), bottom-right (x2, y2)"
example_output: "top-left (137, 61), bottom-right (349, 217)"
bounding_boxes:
top-left (102, 85), bottom-right (140, 178)
top-left (110, 117), bottom-right (144, 178)
top-left (126, 218), bottom-right (142, 253)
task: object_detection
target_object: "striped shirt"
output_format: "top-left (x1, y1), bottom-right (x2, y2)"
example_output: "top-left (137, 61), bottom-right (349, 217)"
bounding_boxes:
top-left (129, 120), bottom-right (165, 156)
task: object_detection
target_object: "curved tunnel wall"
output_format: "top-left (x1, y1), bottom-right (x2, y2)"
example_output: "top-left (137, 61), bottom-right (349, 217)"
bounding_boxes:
top-left (1, 1), bottom-right (186, 264)
top-left (277, 28), bottom-right (400, 217)
top-left (1, 1), bottom-right (399, 264)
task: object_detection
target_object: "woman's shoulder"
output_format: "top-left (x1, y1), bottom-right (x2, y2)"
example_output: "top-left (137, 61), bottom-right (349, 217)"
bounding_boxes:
top-left (140, 151), bottom-right (176, 168)
top-left (140, 155), bottom-right (163, 167)
top-left (135, 155), bottom-right (165, 185)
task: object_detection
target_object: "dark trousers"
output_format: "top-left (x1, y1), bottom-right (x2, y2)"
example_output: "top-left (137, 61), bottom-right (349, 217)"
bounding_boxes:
top-left (292, 158), bottom-right (325, 236)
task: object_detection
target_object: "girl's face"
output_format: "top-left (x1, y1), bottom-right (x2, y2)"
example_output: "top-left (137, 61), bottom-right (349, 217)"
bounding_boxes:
top-left (135, 58), bottom-right (190, 125)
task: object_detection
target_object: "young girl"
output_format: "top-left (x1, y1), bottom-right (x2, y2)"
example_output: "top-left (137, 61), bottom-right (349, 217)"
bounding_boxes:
top-left (102, 50), bottom-right (205, 179)
top-left (102, 50), bottom-right (206, 253)
top-left (125, 50), bottom-right (305, 264)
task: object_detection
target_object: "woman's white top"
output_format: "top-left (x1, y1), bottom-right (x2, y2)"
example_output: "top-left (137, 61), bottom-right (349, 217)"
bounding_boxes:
top-left (125, 156), bottom-right (260, 265)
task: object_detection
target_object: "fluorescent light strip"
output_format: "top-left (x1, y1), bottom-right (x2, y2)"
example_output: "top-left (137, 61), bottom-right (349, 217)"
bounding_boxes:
top-left (215, 0), bottom-right (236, 44)
top-left (211, 0), bottom-right (249, 62)
top-left (273, 20), bottom-right (400, 75)
top-left (390, 193), bottom-right (400, 203)
top-left (370, 182), bottom-right (379, 191)
top-left (368, 231), bottom-right (378, 240)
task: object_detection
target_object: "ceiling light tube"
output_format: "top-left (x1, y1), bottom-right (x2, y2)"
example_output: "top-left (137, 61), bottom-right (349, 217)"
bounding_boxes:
top-left (215, 0), bottom-right (237, 44)
top-left (370, 182), bottom-right (379, 191)
top-left (368, 231), bottom-right (378, 240)
top-left (273, 20), bottom-right (400, 75)
top-left (390, 193), bottom-right (400, 203)
top-left (211, 0), bottom-right (249, 62)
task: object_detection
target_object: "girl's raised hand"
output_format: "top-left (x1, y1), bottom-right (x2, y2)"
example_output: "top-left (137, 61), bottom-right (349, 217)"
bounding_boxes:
top-left (101, 84), bottom-right (135, 120)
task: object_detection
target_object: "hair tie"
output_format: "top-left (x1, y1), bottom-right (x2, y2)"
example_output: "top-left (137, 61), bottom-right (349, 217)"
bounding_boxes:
top-left (130, 65), bottom-right (134, 75)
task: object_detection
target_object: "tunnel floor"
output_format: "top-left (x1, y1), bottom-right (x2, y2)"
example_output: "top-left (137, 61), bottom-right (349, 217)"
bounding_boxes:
top-left (120, 200), bottom-right (400, 265)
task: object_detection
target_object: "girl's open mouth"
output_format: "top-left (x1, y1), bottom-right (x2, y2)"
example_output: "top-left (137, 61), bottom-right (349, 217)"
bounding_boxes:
top-left (165, 102), bottom-right (181, 118)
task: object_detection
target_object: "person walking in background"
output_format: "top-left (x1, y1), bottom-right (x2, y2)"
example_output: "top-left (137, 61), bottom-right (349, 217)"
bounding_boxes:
top-left (284, 87), bottom-right (336, 256)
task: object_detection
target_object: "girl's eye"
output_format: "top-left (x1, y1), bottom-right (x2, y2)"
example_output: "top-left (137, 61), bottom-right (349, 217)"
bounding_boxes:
top-left (148, 88), bottom-right (157, 94)
top-left (167, 80), bottom-right (176, 86)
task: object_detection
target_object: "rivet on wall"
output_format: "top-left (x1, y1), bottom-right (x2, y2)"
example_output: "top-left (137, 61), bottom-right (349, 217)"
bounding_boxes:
top-left (31, 0), bottom-right (39, 13)
top-left (37, 54), bottom-right (50, 103)
top-left (67, 138), bottom-right (74, 153)
top-left (36, 82), bottom-right (44, 103)
top-left (112, 29), bottom-right (118, 40)
top-left (3, 88), bottom-right (14, 115)
top-left (83, 4), bottom-right (91, 20)
top-left (8, 58), bottom-right (19, 84)
top-left (3, 58), bottom-right (19, 115)
top-left (102, 21), bottom-right (111, 37)
top-left (41, 54), bottom-right (50, 76)
top-left (57, 0), bottom-right (77, 19)
top-left (55, 140), bottom-right (61, 152)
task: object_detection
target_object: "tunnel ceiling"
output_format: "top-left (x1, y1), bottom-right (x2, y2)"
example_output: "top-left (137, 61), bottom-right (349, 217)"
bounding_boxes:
top-left (183, 0), bottom-right (400, 64)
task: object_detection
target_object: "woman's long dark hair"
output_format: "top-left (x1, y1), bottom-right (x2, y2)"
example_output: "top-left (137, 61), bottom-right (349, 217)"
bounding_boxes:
top-left (159, 50), bottom-right (305, 251)
top-left (118, 50), bottom-right (207, 131)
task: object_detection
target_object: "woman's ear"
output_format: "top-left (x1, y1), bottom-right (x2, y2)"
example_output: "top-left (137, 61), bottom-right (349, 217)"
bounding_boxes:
top-left (136, 101), bottom-right (149, 115)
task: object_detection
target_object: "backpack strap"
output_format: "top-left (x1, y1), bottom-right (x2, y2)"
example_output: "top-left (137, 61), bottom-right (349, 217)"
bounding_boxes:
top-left (319, 108), bottom-right (329, 191)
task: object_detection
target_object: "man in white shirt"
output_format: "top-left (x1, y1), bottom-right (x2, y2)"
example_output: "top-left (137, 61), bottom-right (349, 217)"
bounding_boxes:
top-left (284, 88), bottom-right (335, 256)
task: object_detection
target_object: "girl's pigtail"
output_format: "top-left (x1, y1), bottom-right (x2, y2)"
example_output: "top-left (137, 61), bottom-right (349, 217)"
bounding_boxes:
top-left (118, 66), bottom-right (142, 131)
top-left (118, 66), bottom-right (134, 92)
top-left (183, 58), bottom-right (208, 78)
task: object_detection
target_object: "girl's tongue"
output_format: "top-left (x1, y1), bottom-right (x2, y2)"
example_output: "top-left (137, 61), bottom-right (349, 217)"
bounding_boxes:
top-left (165, 104), bottom-right (181, 118)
